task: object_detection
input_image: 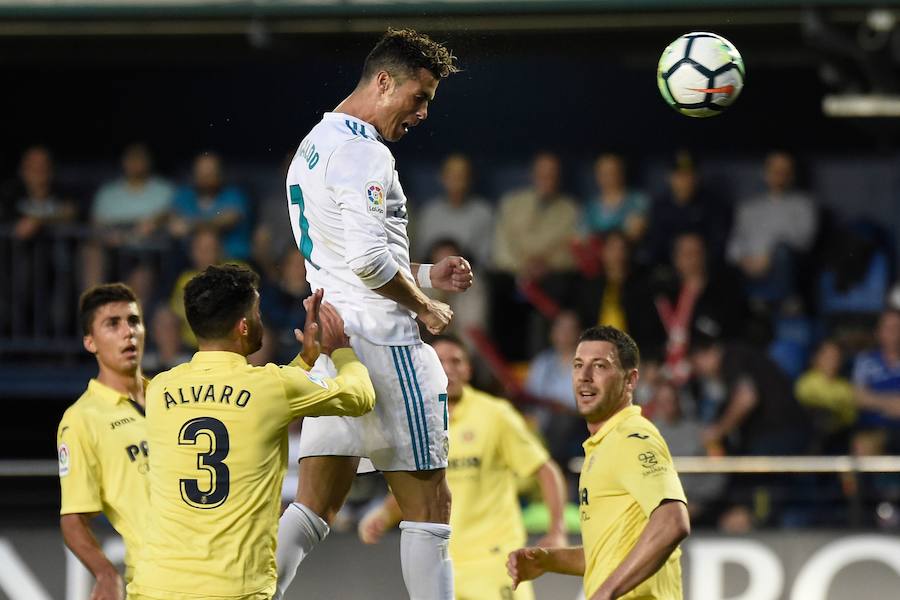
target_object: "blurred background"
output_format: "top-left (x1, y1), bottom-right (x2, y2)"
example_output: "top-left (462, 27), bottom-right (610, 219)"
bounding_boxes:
top-left (3, 0), bottom-right (900, 598)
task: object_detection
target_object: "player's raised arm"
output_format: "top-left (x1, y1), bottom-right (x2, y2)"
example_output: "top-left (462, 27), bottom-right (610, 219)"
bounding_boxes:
top-left (280, 300), bottom-right (376, 418)
top-left (329, 142), bottom-right (454, 334)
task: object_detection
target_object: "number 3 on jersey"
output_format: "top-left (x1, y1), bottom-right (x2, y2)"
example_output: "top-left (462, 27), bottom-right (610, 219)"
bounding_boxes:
top-left (290, 184), bottom-right (318, 269)
top-left (179, 416), bottom-right (230, 509)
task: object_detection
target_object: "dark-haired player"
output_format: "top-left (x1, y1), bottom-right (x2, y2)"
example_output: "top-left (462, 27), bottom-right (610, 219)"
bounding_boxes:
top-left (507, 326), bottom-right (690, 600)
top-left (128, 264), bottom-right (375, 600)
top-left (58, 283), bottom-right (149, 600)
top-left (278, 28), bottom-right (472, 600)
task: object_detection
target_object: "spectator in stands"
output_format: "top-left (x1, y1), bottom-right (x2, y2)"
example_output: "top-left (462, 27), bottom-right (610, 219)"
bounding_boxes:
top-left (492, 152), bottom-right (579, 279)
top-left (0, 145), bottom-right (78, 240)
top-left (583, 153), bottom-right (648, 243)
top-left (642, 151), bottom-right (730, 266)
top-left (795, 339), bottom-right (856, 454)
top-left (92, 143), bottom-right (173, 241)
top-left (653, 232), bottom-right (748, 384)
top-left (83, 143), bottom-right (175, 288)
top-left (650, 381), bottom-right (725, 524)
top-left (414, 154), bottom-right (493, 266)
top-left (690, 332), bottom-right (808, 456)
top-left (525, 309), bottom-right (580, 413)
top-left (727, 151), bottom-right (817, 305)
top-left (575, 230), bottom-right (664, 357)
top-left (524, 310), bottom-right (584, 472)
top-left (251, 152), bottom-right (295, 283)
top-left (169, 152), bottom-right (251, 260)
top-left (169, 226), bottom-right (224, 348)
top-left (491, 152), bottom-right (580, 358)
top-left (423, 238), bottom-right (488, 350)
top-left (0, 146), bottom-right (80, 337)
top-left (852, 308), bottom-right (900, 451)
top-left (143, 305), bottom-right (191, 376)
top-left (259, 249), bottom-right (311, 365)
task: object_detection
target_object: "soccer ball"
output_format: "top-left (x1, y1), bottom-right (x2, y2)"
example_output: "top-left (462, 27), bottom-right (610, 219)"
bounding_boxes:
top-left (657, 32), bottom-right (745, 117)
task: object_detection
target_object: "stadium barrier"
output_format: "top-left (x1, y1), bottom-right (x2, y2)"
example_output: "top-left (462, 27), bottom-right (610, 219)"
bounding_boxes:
top-left (0, 226), bottom-right (172, 356)
top-left (7, 455), bottom-right (900, 478)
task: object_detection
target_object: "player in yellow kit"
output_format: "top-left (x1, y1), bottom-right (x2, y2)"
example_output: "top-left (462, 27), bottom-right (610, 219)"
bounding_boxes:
top-left (128, 264), bottom-right (376, 600)
top-left (58, 283), bottom-right (149, 600)
top-left (359, 335), bottom-right (568, 599)
top-left (507, 326), bottom-right (690, 600)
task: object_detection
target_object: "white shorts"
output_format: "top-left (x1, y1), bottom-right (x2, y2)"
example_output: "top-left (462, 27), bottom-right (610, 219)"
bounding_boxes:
top-left (298, 337), bottom-right (449, 472)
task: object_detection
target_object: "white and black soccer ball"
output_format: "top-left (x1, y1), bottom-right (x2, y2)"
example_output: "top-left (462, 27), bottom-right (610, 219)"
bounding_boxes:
top-left (657, 32), bottom-right (745, 117)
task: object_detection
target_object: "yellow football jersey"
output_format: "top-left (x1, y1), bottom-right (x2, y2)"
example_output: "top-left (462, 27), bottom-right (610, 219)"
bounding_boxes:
top-left (57, 379), bottom-right (150, 583)
top-left (447, 385), bottom-right (549, 567)
top-left (579, 405), bottom-right (686, 600)
top-left (128, 348), bottom-right (374, 600)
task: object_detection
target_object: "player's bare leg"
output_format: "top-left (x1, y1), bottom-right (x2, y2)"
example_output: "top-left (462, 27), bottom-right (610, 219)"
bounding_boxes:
top-left (296, 456), bottom-right (360, 523)
top-left (274, 456), bottom-right (359, 599)
top-left (385, 469), bottom-right (454, 600)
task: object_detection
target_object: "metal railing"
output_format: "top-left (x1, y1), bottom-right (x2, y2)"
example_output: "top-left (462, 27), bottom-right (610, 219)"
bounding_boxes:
top-left (0, 226), bottom-right (174, 356)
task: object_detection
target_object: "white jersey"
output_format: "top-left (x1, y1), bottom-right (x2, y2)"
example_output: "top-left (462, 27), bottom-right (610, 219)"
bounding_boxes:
top-left (286, 112), bottom-right (420, 346)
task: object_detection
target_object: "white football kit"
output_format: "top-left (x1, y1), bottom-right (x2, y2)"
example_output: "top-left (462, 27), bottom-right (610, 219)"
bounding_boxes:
top-left (286, 112), bottom-right (448, 472)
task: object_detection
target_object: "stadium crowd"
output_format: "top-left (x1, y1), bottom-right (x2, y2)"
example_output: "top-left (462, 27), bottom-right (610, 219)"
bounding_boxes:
top-left (3, 142), bottom-right (899, 531)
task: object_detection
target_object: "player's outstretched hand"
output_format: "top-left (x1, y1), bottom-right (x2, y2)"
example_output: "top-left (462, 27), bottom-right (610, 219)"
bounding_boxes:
top-left (319, 301), bottom-right (351, 356)
top-left (417, 299), bottom-right (453, 335)
top-left (295, 288), bottom-right (324, 366)
top-left (506, 547), bottom-right (548, 590)
top-left (429, 256), bottom-right (474, 293)
top-left (90, 571), bottom-right (125, 600)
top-left (357, 507), bottom-right (390, 545)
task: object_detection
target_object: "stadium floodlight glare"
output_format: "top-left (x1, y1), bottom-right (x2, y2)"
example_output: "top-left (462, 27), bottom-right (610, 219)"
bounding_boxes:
top-left (822, 94), bottom-right (900, 117)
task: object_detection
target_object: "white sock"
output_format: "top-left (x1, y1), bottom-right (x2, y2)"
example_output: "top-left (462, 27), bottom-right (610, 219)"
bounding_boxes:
top-left (273, 502), bottom-right (330, 600)
top-left (399, 521), bottom-right (454, 600)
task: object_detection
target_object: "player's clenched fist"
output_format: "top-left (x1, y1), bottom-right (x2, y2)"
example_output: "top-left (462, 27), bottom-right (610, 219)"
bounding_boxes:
top-left (417, 299), bottom-right (453, 334)
top-left (430, 255), bottom-right (474, 292)
top-left (90, 572), bottom-right (125, 600)
top-left (506, 547), bottom-right (548, 590)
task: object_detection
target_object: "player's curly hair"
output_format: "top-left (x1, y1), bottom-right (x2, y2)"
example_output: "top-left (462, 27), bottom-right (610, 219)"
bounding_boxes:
top-left (579, 326), bottom-right (641, 371)
top-left (361, 28), bottom-right (458, 81)
top-left (184, 264), bottom-right (260, 341)
top-left (79, 283), bottom-right (140, 335)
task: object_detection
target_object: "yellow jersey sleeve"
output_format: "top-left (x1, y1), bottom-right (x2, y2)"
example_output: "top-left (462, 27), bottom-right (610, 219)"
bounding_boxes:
top-left (614, 427), bottom-right (687, 517)
top-left (496, 403), bottom-right (550, 478)
top-left (57, 411), bottom-right (103, 515)
top-left (278, 347), bottom-right (376, 419)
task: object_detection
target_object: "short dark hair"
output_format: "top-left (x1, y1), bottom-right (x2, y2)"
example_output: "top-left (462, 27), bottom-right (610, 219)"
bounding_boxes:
top-left (431, 333), bottom-right (467, 354)
top-left (578, 326), bottom-right (640, 371)
top-left (184, 264), bottom-right (260, 340)
top-left (361, 28), bottom-right (458, 82)
top-left (79, 283), bottom-right (140, 335)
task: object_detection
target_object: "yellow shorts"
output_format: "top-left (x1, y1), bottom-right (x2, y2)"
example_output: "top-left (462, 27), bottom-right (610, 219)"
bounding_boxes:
top-left (455, 557), bottom-right (535, 600)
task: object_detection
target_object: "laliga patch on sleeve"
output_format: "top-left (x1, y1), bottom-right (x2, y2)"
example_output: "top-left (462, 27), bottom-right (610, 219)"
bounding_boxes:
top-left (365, 181), bottom-right (386, 215)
top-left (58, 443), bottom-right (70, 477)
top-left (305, 372), bottom-right (329, 389)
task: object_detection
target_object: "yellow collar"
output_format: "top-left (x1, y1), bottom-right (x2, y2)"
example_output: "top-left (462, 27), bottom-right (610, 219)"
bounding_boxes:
top-left (87, 377), bottom-right (148, 405)
top-left (190, 351), bottom-right (248, 367)
top-left (583, 405), bottom-right (641, 451)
